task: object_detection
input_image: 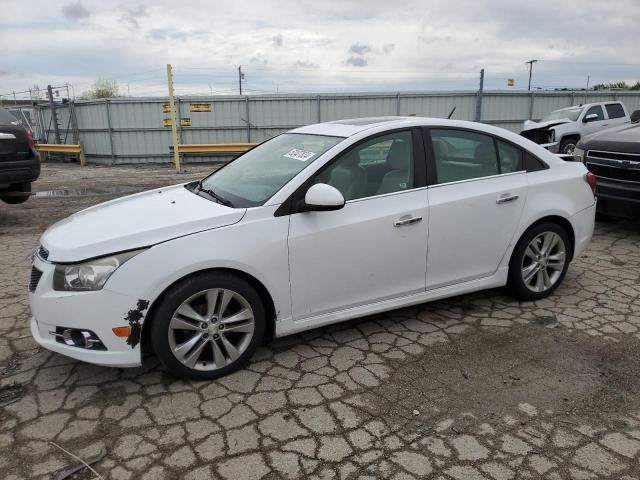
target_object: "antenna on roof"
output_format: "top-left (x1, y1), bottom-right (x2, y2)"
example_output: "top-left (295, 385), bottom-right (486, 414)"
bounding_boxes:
top-left (447, 106), bottom-right (457, 119)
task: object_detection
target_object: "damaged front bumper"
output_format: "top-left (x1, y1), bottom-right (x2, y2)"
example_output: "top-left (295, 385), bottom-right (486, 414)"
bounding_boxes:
top-left (28, 255), bottom-right (144, 368)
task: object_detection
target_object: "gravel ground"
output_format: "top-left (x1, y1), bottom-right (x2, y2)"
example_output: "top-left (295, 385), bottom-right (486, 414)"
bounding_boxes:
top-left (1, 163), bottom-right (640, 480)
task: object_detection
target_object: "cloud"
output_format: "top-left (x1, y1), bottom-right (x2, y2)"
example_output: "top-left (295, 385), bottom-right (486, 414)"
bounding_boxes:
top-left (250, 51), bottom-right (268, 64)
top-left (383, 43), bottom-right (395, 54)
top-left (61, 1), bottom-right (90, 20)
top-left (272, 34), bottom-right (283, 47)
top-left (349, 43), bottom-right (372, 56)
top-left (120, 5), bottom-right (146, 29)
top-left (293, 60), bottom-right (319, 68)
top-left (346, 56), bottom-right (367, 67)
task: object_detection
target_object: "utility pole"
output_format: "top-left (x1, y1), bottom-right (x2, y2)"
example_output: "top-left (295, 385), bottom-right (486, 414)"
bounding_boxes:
top-left (47, 84), bottom-right (61, 144)
top-left (238, 65), bottom-right (244, 95)
top-left (166, 64), bottom-right (181, 173)
top-left (526, 59), bottom-right (538, 91)
top-left (475, 69), bottom-right (484, 122)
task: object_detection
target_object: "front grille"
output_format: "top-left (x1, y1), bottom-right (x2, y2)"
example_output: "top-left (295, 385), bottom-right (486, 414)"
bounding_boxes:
top-left (29, 266), bottom-right (43, 293)
top-left (586, 161), bottom-right (640, 183)
top-left (37, 245), bottom-right (49, 261)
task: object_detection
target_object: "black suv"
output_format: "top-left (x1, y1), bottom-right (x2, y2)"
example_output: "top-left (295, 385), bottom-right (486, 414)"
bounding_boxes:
top-left (0, 107), bottom-right (40, 204)
top-left (576, 111), bottom-right (640, 218)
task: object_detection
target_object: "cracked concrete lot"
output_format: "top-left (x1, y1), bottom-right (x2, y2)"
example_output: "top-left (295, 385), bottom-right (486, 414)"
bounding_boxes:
top-left (1, 163), bottom-right (640, 480)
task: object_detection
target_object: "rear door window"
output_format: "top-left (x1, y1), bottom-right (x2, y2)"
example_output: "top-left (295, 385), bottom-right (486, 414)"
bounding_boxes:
top-left (605, 103), bottom-right (625, 119)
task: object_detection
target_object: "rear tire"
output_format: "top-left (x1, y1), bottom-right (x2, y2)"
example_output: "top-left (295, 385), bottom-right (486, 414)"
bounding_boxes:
top-left (0, 182), bottom-right (31, 204)
top-left (150, 272), bottom-right (266, 380)
top-left (507, 223), bottom-right (571, 301)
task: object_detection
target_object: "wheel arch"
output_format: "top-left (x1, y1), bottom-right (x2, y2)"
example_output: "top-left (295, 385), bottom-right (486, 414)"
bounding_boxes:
top-left (512, 215), bottom-right (576, 263)
top-left (140, 267), bottom-right (277, 361)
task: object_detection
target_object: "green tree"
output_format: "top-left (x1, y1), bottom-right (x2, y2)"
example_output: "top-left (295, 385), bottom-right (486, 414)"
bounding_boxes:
top-left (80, 79), bottom-right (119, 99)
top-left (592, 81), bottom-right (640, 91)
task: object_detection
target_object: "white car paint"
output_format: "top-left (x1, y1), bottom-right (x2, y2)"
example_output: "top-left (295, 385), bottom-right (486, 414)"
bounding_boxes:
top-left (29, 117), bottom-right (596, 368)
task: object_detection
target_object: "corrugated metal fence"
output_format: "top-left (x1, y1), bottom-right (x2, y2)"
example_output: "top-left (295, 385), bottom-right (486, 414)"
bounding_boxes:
top-left (36, 90), bottom-right (640, 164)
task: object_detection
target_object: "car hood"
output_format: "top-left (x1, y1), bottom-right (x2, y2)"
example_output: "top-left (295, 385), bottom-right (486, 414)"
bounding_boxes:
top-left (522, 119), bottom-right (571, 132)
top-left (578, 123), bottom-right (640, 153)
top-left (41, 184), bottom-right (246, 262)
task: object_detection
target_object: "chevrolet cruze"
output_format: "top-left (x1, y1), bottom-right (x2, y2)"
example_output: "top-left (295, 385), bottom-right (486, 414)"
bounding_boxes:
top-left (29, 117), bottom-right (596, 379)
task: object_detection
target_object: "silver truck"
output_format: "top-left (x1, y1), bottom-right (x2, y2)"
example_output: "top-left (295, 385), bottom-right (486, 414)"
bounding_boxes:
top-left (520, 101), bottom-right (631, 154)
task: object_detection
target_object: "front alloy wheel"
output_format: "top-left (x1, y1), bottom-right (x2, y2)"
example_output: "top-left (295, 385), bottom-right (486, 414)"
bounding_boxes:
top-left (151, 272), bottom-right (265, 379)
top-left (508, 223), bottom-right (570, 301)
top-left (169, 288), bottom-right (255, 371)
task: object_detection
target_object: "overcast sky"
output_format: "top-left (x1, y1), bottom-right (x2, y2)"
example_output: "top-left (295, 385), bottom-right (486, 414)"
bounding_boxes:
top-left (1, 0), bottom-right (639, 99)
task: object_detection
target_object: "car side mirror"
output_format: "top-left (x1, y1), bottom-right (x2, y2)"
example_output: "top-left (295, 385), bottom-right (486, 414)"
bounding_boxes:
top-left (631, 110), bottom-right (640, 123)
top-left (300, 183), bottom-right (345, 212)
top-left (583, 113), bottom-right (599, 123)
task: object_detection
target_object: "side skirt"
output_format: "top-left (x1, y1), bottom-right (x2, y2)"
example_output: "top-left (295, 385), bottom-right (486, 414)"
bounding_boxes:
top-left (274, 267), bottom-right (509, 338)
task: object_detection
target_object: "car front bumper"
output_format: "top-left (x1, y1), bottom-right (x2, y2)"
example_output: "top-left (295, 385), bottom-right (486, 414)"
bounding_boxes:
top-left (28, 256), bottom-right (143, 368)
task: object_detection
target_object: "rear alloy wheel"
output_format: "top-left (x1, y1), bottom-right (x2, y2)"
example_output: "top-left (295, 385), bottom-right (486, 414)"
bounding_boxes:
top-left (508, 223), bottom-right (570, 301)
top-left (151, 273), bottom-right (265, 379)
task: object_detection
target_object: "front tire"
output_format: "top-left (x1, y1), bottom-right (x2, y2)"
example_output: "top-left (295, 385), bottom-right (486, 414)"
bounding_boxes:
top-left (0, 182), bottom-right (31, 204)
top-left (507, 223), bottom-right (571, 301)
top-left (151, 272), bottom-right (265, 380)
top-left (559, 138), bottom-right (578, 155)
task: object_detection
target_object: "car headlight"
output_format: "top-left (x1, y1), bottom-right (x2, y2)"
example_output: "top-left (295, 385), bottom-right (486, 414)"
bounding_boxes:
top-left (573, 146), bottom-right (585, 162)
top-left (53, 249), bottom-right (144, 291)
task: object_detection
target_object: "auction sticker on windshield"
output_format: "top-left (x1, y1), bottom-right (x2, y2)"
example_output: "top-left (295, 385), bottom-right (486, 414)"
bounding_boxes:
top-left (284, 149), bottom-right (316, 162)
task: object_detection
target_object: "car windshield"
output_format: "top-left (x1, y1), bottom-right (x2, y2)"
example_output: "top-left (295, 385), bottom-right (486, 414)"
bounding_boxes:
top-left (198, 133), bottom-right (344, 207)
top-left (542, 107), bottom-right (583, 122)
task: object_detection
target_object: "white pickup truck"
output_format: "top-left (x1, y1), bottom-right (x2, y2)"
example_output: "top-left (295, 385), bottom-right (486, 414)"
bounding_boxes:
top-left (520, 101), bottom-right (631, 154)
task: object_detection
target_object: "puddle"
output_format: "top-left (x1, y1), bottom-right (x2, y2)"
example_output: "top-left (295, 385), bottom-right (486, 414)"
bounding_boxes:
top-left (2, 187), bottom-right (138, 198)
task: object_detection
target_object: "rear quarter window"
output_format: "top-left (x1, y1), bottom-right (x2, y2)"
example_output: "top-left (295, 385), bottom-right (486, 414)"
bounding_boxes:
top-left (605, 103), bottom-right (625, 119)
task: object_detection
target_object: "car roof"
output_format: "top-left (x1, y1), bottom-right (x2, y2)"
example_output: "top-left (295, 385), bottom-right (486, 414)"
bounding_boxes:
top-left (290, 116), bottom-right (516, 138)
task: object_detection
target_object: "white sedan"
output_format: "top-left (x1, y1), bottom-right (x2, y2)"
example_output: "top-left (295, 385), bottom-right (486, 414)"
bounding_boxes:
top-left (29, 117), bottom-right (596, 379)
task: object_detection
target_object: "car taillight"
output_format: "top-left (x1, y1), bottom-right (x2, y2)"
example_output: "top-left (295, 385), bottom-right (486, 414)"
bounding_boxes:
top-left (25, 127), bottom-right (36, 148)
top-left (585, 172), bottom-right (596, 195)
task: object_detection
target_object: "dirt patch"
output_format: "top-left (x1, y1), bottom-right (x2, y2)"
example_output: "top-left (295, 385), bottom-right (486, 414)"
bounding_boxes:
top-left (366, 325), bottom-right (640, 425)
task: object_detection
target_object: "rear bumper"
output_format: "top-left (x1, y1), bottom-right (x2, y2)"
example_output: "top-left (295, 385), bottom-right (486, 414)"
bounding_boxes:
top-left (571, 203), bottom-right (596, 259)
top-left (0, 151), bottom-right (40, 188)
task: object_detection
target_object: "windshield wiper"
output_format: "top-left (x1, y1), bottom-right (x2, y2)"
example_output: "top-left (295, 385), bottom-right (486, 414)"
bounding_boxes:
top-left (196, 181), bottom-right (233, 207)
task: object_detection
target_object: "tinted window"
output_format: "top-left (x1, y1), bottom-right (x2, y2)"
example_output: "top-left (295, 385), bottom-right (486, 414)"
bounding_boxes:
top-left (525, 152), bottom-right (547, 172)
top-left (316, 131), bottom-right (414, 201)
top-left (0, 108), bottom-right (18, 125)
top-left (585, 105), bottom-right (604, 121)
top-left (430, 129), bottom-right (499, 184)
top-left (605, 103), bottom-right (625, 119)
top-left (497, 140), bottom-right (523, 173)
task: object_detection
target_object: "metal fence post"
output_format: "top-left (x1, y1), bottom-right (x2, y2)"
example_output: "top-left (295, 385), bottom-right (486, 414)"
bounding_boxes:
top-left (475, 69), bottom-right (484, 122)
top-left (396, 93), bottom-right (401, 115)
top-left (317, 95), bottom-right (321, 122)
top-left (528, 90), bottom-right (535, 120)
top-left (105, 99), bottom-right (115, 164)
top-left (245, 96), bottom-right (251, 142)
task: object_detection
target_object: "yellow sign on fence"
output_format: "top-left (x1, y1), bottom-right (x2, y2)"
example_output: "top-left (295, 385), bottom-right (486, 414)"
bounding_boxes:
top-left (163, 118), bottom-right (192, 127)
top-left (190, 103), bottom-right (211, 113)
top-left (162, 104), bottom-right (171, 113)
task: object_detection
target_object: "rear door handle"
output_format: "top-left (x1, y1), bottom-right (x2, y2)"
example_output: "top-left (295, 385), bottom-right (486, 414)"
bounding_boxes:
top-left (496, 193), bottom-right (519, 204)
top-left (394, 216), bottom-right (422, 227)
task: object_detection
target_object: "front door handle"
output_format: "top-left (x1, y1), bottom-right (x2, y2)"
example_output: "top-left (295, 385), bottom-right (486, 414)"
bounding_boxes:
top-left (496, 193), bottom-right (519, 204)
top-left (394, 216), bottom-right (422, 227)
